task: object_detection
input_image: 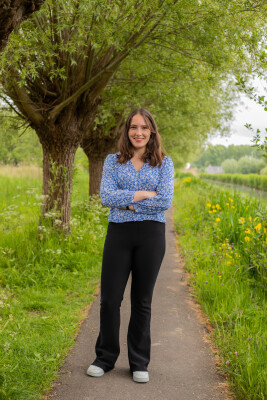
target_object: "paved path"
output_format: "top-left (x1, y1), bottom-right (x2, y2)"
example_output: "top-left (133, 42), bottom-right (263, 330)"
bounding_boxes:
top-left (49, 206), bottom-right (234, 400)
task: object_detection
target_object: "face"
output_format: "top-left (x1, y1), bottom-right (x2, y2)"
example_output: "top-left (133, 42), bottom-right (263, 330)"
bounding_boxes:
top-left (128, 114), bottom-right (151, 151)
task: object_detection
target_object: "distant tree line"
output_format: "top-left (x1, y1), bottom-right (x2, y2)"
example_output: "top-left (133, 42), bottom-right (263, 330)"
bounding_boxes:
top-left (191, 144), bottom-right (266, 168)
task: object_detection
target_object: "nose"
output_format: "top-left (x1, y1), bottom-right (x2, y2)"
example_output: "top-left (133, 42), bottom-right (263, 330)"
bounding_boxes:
top-left (135, 127), bottom-right (143, 135)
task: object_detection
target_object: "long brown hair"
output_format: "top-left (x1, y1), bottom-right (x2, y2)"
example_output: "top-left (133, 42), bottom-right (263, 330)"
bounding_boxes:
top-left (116, 108), bottom-right (166, 168)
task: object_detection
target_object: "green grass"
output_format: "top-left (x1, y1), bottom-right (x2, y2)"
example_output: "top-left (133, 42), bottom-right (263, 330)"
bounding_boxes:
top-left (0, 167), bottom-right (108, 400)
top-left (1, 165), bottom-right (266, 400)
top-left (173, 176), bottom-right (267, 400)
top-left (200, 172), bottom-right (267, 191)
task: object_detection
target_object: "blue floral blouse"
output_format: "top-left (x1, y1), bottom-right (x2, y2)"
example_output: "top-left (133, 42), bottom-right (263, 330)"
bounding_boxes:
top-left (100, 152), bottom-right (174, 223)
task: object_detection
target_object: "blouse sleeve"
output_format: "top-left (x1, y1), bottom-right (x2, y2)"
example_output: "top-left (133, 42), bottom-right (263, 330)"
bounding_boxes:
top-left (100, 154), bottom-right (136, 207)
top-left (132, 156), bottom-right (174, 214)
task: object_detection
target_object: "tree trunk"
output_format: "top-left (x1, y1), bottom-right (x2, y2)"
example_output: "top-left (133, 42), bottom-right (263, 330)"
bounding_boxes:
top-left (81, 114), bottom-right (124, 197)
top-left (82, 138), bottom-right (117, 196)
top-left (88, 154), bottom-right (107, 196)
top-left (38, 134), bottom-right (79, 232)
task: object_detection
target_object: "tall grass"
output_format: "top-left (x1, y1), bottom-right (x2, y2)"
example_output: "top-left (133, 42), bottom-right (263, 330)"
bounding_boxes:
top-left (200, 172), bottom-right (267, 191)
top-left (173, 176), bottom-right (266, 400)
top-left (0, 167), bottom-right (108, 400)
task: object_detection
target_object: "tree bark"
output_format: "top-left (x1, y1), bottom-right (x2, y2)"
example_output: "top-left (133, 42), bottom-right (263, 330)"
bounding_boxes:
top-left (88, 154), bottom-right (107, 197)
top-left (0, 0), bottom-right (45, 51)
top-left (82, 139), bottom-right (115, 196)
top-left (37, 123), bottom-right (81, 232)
top-left (81, 116), bottom-right (124, 196)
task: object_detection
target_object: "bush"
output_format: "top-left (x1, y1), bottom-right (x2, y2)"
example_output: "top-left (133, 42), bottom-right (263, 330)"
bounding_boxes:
top-left (237, 156), bottom-right (266, 174)
top-left (221, 158), bottom-right (238, 173)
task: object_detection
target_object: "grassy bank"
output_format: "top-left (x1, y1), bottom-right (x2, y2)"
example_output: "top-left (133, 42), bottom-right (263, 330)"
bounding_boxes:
top-left (172, 176), bottom-right (266, 400)
top-left (199, 172), bottom-right (267, 191)
top-left (0, 166), bottom-right (107, 400)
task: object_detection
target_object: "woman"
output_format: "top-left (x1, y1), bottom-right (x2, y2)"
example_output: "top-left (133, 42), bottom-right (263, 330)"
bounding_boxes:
top-left (87, 108), bottom-right (174, 383)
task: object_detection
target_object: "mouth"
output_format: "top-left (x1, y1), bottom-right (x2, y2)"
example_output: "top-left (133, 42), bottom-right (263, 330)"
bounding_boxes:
top-left (134, 137), bottom-right (144, 142)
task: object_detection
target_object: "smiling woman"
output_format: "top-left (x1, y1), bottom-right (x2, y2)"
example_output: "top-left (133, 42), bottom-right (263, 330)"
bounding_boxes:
top-left (87, 108), bottom-right (174, 384)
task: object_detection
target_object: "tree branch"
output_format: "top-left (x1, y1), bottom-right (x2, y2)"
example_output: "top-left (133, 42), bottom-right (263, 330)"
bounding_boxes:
top-left (11, 80), bottom-right (44, 126)
top-left (49, 9), bottom-right (167, 120)
top-left (0, 94), bottom-right (24, 119)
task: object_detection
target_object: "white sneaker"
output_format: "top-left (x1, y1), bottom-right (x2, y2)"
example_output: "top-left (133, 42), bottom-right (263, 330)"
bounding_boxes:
top-left (133, 371), bottom-right (149, 383)
top-left (87, 364), bottom-right (105, 377)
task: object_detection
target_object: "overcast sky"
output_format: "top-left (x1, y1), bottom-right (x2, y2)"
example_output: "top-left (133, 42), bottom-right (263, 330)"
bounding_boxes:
top-left (207, 78), bottom-right (267, 147)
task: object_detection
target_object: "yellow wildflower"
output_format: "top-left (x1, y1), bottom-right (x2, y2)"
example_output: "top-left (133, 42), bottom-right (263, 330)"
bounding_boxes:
top-left (239, 217), bottom-right (245, 224)
top-left (183, 177), bottom-right (191, 183)
top-left (255, 223), bottom-right (261, 231)
top-left (244, 236), bottom-right (250, 242)
top-left (216, 218), bottom-right (220, 222)
top-left (206, 203), bottom-right (211, 208)
top-left (245, 228), bottom-right (250, 234)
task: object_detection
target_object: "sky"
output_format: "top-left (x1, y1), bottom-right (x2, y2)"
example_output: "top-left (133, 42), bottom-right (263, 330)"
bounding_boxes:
top-left (206, 78), bottom-right (267, 147)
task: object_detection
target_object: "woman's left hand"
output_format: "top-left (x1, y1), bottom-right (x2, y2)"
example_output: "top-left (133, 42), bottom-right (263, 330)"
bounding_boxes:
top-left (128, 205), bottom-right (135, 211)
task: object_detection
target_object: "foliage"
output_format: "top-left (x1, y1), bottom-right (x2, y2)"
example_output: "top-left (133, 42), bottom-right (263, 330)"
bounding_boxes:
top-left (192, 144), bottom-right (265, 169)
top-left (173, 177), bottom-right (266, 400)
top-left (221, 158), bottom-right (238, 173)
top-left (0, 111), bottom-right (42, 165)
top-left (235, 77), bottom-right (267, 159)
top-left (260, 165), bottom-right (267, 175)
top-left (200, 172), bottom-right (267, 191)
top-left (236, 156), bottom-right (266, 174)
top-left (0, 166), bottom-right (108, 399)
top-left (1, 0), bottom-right (267, 227)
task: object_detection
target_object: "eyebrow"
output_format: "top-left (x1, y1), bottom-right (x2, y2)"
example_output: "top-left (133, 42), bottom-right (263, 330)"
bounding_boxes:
top-left (130, 124), bottom-right (149, 127)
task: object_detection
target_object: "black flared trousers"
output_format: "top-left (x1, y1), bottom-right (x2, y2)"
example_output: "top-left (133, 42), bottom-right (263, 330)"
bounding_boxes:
top-left (91, 220), bottom-right (166, 373)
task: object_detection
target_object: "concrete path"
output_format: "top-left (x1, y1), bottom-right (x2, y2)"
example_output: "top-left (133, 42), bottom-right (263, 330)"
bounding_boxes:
top-left (48, 206), bottom-right (234, 400)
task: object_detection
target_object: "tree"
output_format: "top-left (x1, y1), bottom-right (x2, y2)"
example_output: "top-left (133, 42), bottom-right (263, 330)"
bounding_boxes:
top-left (81, 42), bottom-right (239, 194)
top-left (0, 0), bottom-right (45, 51)
top-left (221, 158), bottom-right (238, 173)
top-left (237, 155), bottom-right (266, 174)
top-left (0, 0), bottom-right (266, 229)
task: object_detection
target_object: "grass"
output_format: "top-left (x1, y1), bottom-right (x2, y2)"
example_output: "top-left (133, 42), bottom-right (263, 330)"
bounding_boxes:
top-left (0, 165), bottom-right (108, 400)
top-left (1, 165), bottom-right (266, 399)
top-left (172, 176), bottom-right (266, 400)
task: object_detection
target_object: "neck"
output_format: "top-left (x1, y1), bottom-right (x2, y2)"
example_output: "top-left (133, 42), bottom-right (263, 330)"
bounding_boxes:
top-left (132, 147), bottom-right (146, 159)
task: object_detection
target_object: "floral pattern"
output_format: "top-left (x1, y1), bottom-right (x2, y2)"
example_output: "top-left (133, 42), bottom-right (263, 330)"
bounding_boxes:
top-left (100, 152), bottom-right (174, 223)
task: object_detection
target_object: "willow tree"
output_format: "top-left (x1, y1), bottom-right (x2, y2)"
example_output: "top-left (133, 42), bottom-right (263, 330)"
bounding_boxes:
top-left (0, 0), bottom-right (266, 229)
top-left (81, 44), bottom-right (238, 195)
top-left (0, 0), bottom-right (45, 51)
top-left (0, 0), bottom-right (179, 229)
top-left (81, 0), bottom-right (267, 195)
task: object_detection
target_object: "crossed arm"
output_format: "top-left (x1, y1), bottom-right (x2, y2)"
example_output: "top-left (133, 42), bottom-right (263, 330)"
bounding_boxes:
top-left (100, 154), bottom-right (174, 214)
